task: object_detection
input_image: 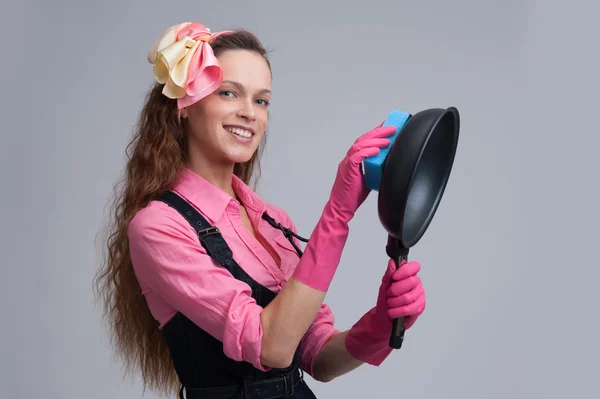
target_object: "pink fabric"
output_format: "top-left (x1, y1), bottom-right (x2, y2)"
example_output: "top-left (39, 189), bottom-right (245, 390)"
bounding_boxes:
top-left (176, 40), bottom-right (223, 110)
top-left (174, 23), bottom-right (232, 109)
top-left (127, 168), bottom-right (339, 375)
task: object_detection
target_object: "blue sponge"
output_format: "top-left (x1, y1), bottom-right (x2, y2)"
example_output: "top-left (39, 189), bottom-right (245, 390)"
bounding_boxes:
top-left (362, 110), bottom-right (411, 191)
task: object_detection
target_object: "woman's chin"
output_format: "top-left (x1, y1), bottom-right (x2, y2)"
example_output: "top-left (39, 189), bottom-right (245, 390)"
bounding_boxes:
top-left (226, 151), bottom-right (256, 166)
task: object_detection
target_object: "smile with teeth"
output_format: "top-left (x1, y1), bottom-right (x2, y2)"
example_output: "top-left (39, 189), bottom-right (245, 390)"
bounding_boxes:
top-left (224, 126), bottom-right (253, 139)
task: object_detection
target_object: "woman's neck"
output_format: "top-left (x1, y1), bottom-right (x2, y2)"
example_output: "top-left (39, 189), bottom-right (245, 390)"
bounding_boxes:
top-left (186, 156), bottom-right (236, 199)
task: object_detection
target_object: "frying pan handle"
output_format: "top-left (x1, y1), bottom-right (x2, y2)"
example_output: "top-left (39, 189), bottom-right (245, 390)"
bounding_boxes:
top-left (390, 316), bottom-right (405, 348)
top-left (389, 253), bottom-right (408, 349)
top-left (386, 236), bottom-right (409, 349)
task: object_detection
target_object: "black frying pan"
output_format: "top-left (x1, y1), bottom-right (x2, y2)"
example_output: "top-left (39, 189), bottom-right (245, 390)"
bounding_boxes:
top-left (377, 106), bottom-right (460, 349)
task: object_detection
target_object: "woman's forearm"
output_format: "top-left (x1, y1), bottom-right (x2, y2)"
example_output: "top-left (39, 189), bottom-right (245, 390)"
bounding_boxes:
top-left (260, 277), bottom-right (327, 368)
top-left (311, 331), bottom-right (364, 382)
top-left (260, 201), bottom-right (351, 369)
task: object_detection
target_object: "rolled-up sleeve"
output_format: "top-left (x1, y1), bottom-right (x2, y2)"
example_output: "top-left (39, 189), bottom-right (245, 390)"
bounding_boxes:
top-left (297, 304), bottom-right (339, 377)
top-left (127, 204), bottom-right (271, 372)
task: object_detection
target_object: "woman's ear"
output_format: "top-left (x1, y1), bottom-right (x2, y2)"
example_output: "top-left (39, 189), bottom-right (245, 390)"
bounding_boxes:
top-left (179, 107), bottom-right (188, 119)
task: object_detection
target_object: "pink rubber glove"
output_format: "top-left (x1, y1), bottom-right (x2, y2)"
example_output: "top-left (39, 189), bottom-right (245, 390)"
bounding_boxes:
top-left (293, 125), bottom-right (396, 292)
top-left (345, 259), bottom-right (426, 365)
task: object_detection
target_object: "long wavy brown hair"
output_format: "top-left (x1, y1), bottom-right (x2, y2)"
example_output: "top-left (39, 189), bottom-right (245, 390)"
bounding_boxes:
top-left (93, 29), bottom-right (271, 396)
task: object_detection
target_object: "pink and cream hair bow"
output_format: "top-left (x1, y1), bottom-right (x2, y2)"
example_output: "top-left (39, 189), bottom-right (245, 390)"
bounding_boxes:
top-left (147, 22), bottom-right (232, 109)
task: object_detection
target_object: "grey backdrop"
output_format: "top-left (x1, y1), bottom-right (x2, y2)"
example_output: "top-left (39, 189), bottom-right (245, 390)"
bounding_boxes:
top-left (2, 0), bottom-right (599, 398)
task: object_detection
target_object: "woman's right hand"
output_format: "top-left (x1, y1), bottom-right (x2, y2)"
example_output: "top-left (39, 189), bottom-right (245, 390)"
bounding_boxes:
top-left (328, 124), bottom-right (396, 221)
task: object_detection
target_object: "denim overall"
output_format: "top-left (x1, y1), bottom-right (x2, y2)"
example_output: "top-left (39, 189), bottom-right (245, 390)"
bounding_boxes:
top-left (156, 191), bottom-right (318, 399)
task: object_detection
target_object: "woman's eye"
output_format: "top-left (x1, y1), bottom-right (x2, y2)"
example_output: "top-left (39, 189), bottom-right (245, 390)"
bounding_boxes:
top-left (219, 90), bottom-right (268, 106)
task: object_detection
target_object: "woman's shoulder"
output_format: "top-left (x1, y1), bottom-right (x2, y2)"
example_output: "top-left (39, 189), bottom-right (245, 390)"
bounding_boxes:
top-left (127, 199), bottom-right (195, 242)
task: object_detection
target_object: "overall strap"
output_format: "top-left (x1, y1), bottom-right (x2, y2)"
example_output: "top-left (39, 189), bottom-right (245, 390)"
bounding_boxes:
top-left (155, 191), bottom-right (251, 282)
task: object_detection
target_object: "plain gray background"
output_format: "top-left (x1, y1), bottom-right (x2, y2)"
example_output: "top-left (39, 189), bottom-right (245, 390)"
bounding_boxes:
top-left (2, 0), bottom-right (599, 398)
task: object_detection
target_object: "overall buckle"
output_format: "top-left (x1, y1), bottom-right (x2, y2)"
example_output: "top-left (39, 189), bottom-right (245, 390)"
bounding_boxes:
top-left (282, 372), bottom-right (294, 396)
top-left (198, 226), bottom-right (220, 239)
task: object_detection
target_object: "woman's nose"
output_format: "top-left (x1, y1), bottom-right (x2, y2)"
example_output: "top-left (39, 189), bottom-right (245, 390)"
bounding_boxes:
top-left (236, 98), bottom-right (256, 121)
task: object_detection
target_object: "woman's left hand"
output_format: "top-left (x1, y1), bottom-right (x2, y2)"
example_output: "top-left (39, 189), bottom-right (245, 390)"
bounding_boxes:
top-left (382, 259), bottom-right (426, 329)
top-left (344, 259), bottom-right (426, 366)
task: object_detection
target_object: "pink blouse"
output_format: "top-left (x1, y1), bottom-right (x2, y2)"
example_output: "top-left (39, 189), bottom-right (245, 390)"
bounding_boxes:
top-left (127, 168), bottom-right (339, 377)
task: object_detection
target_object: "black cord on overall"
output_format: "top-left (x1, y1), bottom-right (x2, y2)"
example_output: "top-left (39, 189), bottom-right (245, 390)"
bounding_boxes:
top-left (261, 213), bottom-right (309, 258)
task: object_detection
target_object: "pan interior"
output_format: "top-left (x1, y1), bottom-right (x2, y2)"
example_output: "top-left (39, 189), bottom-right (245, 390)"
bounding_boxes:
top-left (402, 112), bottom-right (457, 245)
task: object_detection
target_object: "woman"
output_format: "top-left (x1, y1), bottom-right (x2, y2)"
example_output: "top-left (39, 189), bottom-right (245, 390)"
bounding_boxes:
top-left (95, 22), bottom-right (426, 399)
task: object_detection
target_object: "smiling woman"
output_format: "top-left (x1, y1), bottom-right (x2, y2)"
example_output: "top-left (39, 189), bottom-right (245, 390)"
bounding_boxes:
top-left (94, 21), bottom-right (427, 399)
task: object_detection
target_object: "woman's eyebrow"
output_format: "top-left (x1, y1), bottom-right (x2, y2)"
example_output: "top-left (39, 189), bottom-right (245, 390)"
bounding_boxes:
top-left (222, 80), bottom-right (271, 95)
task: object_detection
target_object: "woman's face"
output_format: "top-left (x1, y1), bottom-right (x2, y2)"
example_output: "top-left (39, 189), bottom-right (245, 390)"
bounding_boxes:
top-left (181, 49), bottom-right (272, 168)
